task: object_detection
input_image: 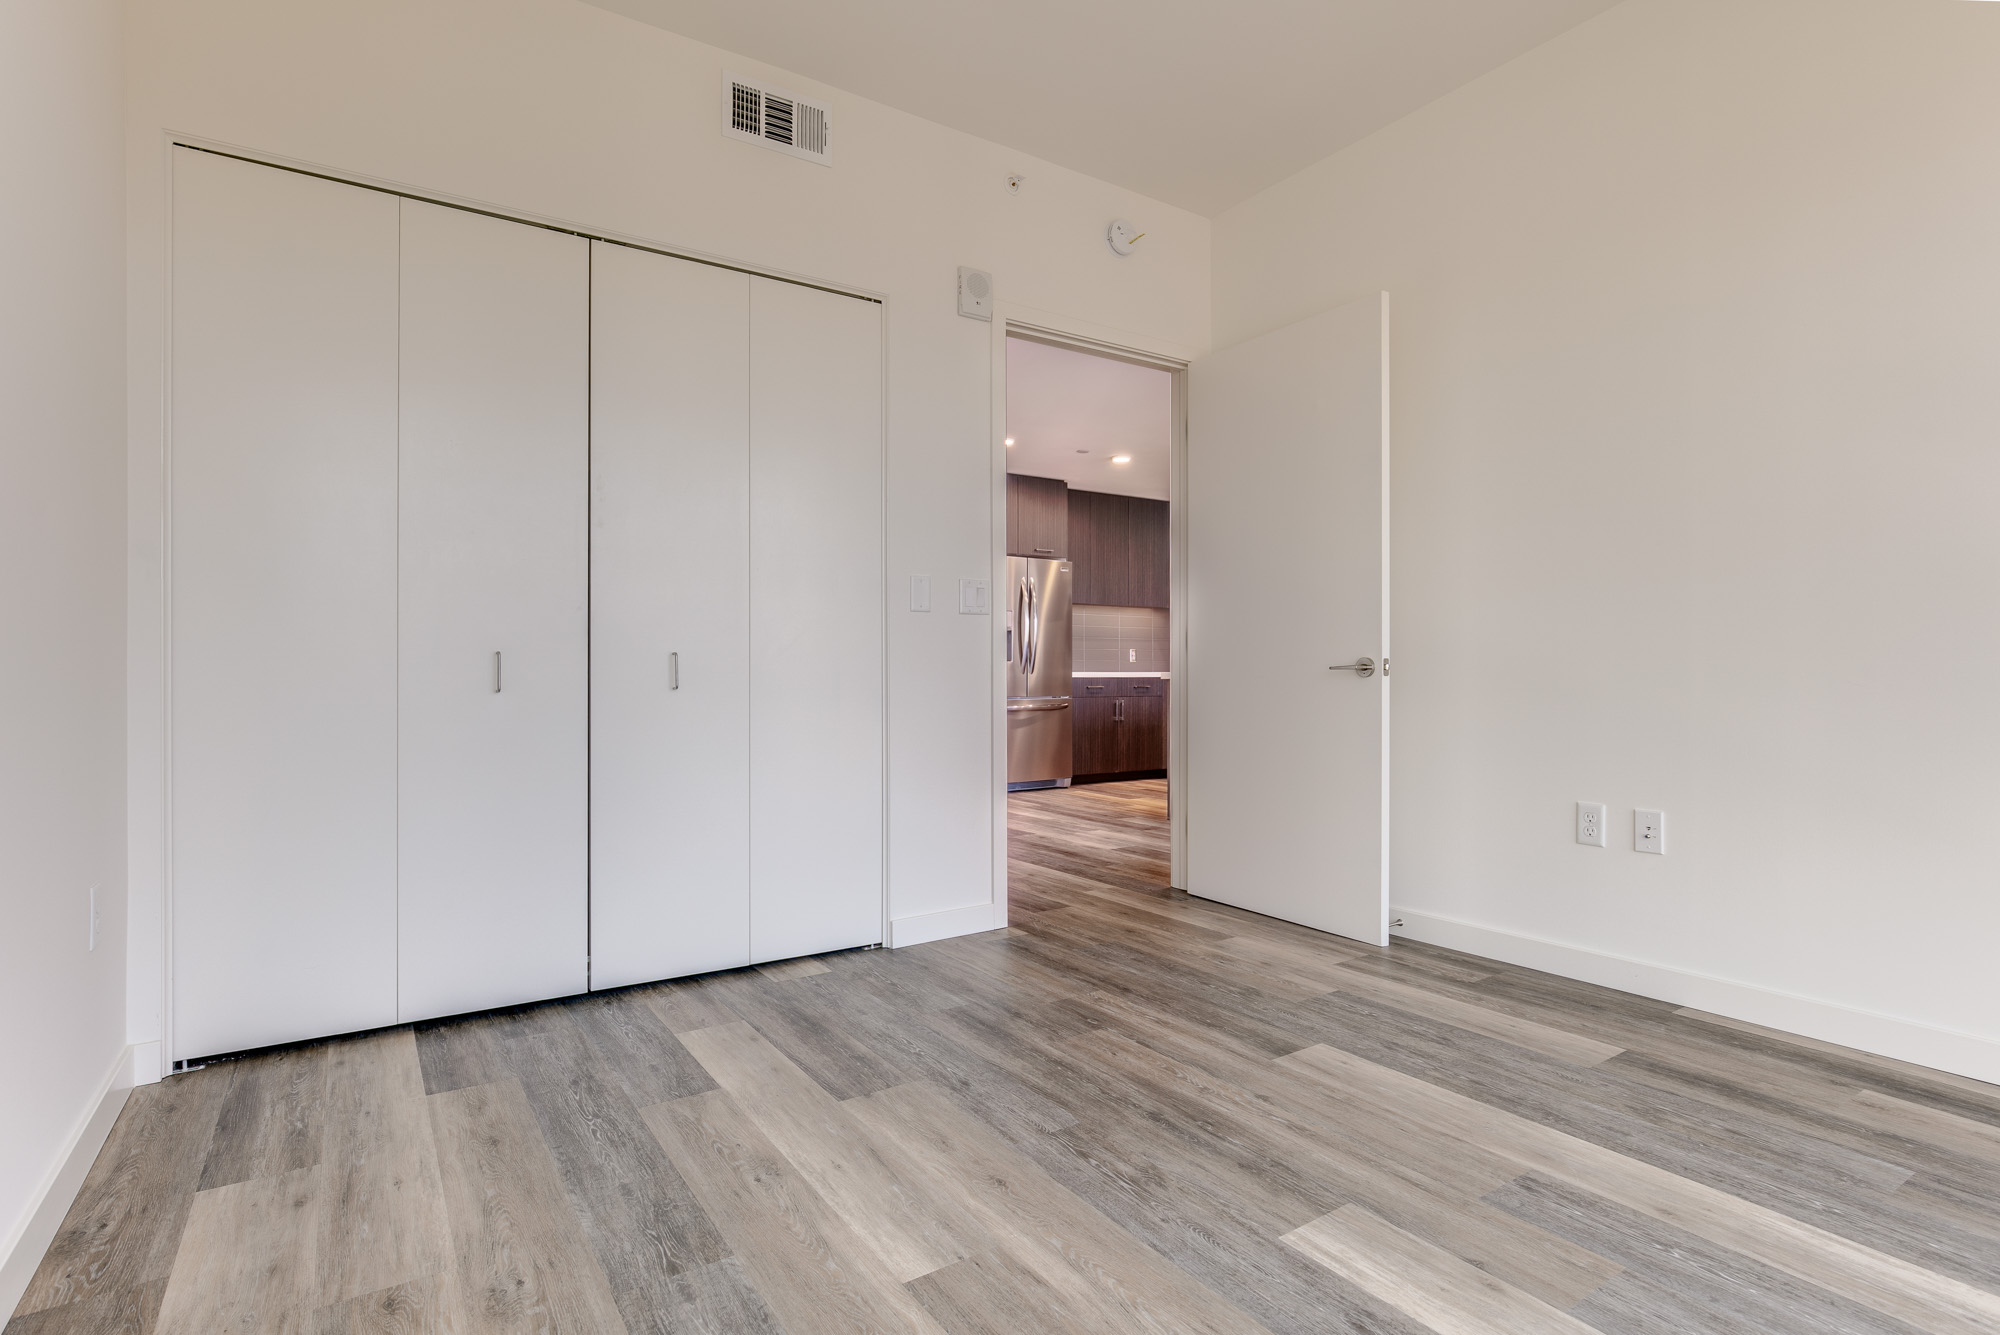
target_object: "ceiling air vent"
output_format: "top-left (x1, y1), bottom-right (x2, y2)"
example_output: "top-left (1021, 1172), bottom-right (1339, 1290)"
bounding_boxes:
top-left (723, 74), bottom-right (832, 166)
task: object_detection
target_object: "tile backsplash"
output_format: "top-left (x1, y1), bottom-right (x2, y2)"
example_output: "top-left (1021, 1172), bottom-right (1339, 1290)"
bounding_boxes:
top-left (1073, 605), bottom-right (1170, 673)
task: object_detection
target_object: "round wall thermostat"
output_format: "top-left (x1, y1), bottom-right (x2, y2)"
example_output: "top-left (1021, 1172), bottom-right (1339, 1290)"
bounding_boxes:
top-left (1106, 219), bottom-right (1145, 256)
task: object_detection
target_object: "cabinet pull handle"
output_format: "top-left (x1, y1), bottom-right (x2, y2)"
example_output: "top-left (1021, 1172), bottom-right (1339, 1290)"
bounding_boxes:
top-left (669, 651), bottom-right (679, 690)
top-left (1033, 547), bottom-right (1054, 555)
top-left (493, 651), bottom-right (502, 693)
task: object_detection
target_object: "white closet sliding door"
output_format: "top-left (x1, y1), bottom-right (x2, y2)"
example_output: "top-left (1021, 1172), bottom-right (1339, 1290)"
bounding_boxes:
top-left (170, 148), bottom-right (401, 1059)
top-left (590, 242), bottom-right (752, 988)
top-left (397, 200), bottom-right (590, 1022)
top-left (748, 277), bottom-right (885, 962)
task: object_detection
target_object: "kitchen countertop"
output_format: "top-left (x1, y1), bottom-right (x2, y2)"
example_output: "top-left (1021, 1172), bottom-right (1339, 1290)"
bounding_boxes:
top-left (1072, 671), bottom-right (1171, 679)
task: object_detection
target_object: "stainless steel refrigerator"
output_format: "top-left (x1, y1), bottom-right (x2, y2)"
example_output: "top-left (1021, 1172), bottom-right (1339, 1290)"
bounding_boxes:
top-left (1007, 557), bottom-right (1073, 790)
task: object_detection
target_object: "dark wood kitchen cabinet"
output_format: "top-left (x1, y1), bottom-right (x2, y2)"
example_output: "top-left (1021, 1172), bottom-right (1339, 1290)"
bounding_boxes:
top-left (1072, 678), bottom-right (1168, 779)
top-left (1070, 696), bottom-right (1121, 776)
top-left (1089, 492), bottom-right (1132, 606)
top-left (1006, 473), bottom-right (1068, 558)
top-left (1126, 495), bottom-right (1169, 608)
top-left (1066, 494), bottom-right (1097, 600)
top-left (1067, 489), bottom-right (1167, 608)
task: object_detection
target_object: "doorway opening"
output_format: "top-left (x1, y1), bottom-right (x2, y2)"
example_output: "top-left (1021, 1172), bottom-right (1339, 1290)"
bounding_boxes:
top-left (1003, 332), bottom-right (1177, 909)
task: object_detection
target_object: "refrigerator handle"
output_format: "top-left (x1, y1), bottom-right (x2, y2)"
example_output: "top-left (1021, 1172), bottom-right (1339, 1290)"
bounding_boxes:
top-left (1025, 577), bottom-right (1039, 677)
top-left (1012, 578), bottom-right (1025, 668)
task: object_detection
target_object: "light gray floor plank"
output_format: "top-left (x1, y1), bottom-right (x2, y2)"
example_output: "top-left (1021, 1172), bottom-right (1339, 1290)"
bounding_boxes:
top-left (501, 1020), bottom-right (731, 1334)
top-left (1284, 1203), bottom-right (1600, 1334)
top-left (849, 1080), bottom-right (1273, 1335)
top-left (313, 1031), bottom-right (451, 1310)
top-left (309, 1274), bottom-right (459, 1335)
top-left (198, 1045), bottom-right (328, 1192)
top-left (154, 1165), bottom-right (320, 1335)
top-left (0, 1278), bottom-right (165, 1335)
top-left (1490, 1173), bottom-right (1936, 1335)
top-left (1676, 1009), bottom-right (2000, 1108)
top-left (1062, 1023), bottom-right (1624, 1311)
top-left (640, 1088), bottom-right (945, 1335)
top-left (427, 1079), bottom-right (629, 1335)
top-left (563, 991), bottom-right (716, 1109)
top-left (676, 1021), bottom-right (973, 1283)
top-left (754, 957), bottom-right (832, 982)
top-left (1322, 965), bottom-right (1626, 1067)
top-left (1282, 1041), bottom-right (2000, 1335)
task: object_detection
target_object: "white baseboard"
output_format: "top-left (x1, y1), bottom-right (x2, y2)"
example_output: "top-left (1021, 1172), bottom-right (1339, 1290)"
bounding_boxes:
top-left (889, 901), bottom-right (1003, 949)
top-left (130, 1039), bottom-right (163, 1088)
top-left (0, 1044), bottom-right (136, 1317)
top-left (1393, 908), bottom-right (2000, 1087)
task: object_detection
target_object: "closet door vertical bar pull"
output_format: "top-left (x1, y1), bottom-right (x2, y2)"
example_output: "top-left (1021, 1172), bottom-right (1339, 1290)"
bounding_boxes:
top-left (669, 652), bottom-right (679, 690)
top-left (493, 651), bottom-right (502, 693)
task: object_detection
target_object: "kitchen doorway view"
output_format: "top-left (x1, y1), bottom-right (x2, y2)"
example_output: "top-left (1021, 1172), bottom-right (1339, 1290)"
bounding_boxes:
top-left (1004, 334), bottom-right (1176, 910)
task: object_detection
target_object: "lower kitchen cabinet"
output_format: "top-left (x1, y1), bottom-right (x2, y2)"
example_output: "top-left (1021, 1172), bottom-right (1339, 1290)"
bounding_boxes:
top-left (1072, 678), bottom-right (1168, 778)
top-left (1072, 696), bottom-right (1120, 775)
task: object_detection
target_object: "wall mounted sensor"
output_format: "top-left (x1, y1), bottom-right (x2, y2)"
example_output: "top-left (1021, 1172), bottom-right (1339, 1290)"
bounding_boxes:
top-left (1107, 219), bottom-right (1145, 255)
top-left (957, 266), bottom-right (992, 320)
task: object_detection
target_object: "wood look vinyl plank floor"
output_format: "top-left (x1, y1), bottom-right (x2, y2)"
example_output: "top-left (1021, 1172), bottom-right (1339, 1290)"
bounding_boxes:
top-left (14, 778), bottom-right (2000, 1335)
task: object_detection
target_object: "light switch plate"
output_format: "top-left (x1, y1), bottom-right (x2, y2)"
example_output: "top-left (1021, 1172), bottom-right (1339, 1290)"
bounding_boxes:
top-left (959, 578), bottom-right (989, 614)
top-left (1635, 809), bottom-right (1665, 854)
top-left (909, 575), bottom-right (930, 612)
top-left (1577, 801), bottom-right (1606, 848)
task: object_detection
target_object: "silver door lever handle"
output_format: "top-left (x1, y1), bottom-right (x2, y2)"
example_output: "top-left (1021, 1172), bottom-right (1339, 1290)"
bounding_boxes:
top-left (1330, 658), bottom-right (1377, 677)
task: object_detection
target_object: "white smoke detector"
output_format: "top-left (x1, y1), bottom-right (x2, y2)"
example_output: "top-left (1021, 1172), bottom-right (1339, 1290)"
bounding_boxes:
top-left (957, 267), bottom-right (993, 321)
top-left (1107, 219), bottom-right (1145, 256)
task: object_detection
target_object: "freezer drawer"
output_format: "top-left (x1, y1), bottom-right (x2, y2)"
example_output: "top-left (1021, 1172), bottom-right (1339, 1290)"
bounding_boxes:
top-left (1008, 699), bottom-right (1073, 785)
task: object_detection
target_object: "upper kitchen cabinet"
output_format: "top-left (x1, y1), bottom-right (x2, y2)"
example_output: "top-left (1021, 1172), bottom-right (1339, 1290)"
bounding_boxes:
top-left (1007, 473), bottom-right (1068, 558)
top-left (1069, 489), bottom-right (1169, 608)
top-left (1087, 492), bottom-right (1132, 606)
top-left (1127, 494), bottom-right (1169, 608)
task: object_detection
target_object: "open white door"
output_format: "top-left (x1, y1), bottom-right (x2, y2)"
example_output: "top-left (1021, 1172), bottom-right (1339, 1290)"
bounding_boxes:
top-left (1185, 293), bottom-right (1389, 944)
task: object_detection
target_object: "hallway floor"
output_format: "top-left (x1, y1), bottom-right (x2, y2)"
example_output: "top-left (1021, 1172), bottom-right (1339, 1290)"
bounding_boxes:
top-left (12, 778), bottom-right (2000, 1333)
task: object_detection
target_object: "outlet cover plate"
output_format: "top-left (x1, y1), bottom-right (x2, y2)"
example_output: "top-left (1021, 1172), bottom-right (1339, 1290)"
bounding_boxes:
top-left (1577, 801), bottom-right (1607, 848)
top-left (1635, 809), bottom-right (1665, 854)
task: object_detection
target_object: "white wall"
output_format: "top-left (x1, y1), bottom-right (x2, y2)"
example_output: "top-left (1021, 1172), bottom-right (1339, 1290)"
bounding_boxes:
top-left (0, 0), bottom-right (131, 1301)
top-left (123, 0), bottom-right (1210, 1067)
top-left (1215, 0), bottom-right (2000, 1079)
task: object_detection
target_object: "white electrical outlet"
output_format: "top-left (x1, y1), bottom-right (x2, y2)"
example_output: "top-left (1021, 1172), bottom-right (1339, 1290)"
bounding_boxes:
top-left (1128, 648), bottom-right (1137, 663)
top-left (909, 575), bottom-right (930, 612)
top-left (1577, 802), bottom-right (1606, 848)
top-left (1635, 809), bottom-right (1665, 854)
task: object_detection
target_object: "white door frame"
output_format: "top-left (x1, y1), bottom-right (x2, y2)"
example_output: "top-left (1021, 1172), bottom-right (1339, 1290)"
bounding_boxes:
top-left (988, 310), bottom-right (1196, 923)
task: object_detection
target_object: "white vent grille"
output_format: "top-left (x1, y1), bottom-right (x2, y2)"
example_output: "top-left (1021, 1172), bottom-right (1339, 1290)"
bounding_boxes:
top-left (731, 83), bottom-right (761, 136)
top-left (724, 75), bottom-right (832, 166)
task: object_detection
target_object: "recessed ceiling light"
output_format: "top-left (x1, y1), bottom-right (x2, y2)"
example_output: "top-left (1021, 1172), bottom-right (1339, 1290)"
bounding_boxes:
top-left (1111, 455), bottom-right (1133, 464)
top-left (1004, 437), bottom-right (1015, 446)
